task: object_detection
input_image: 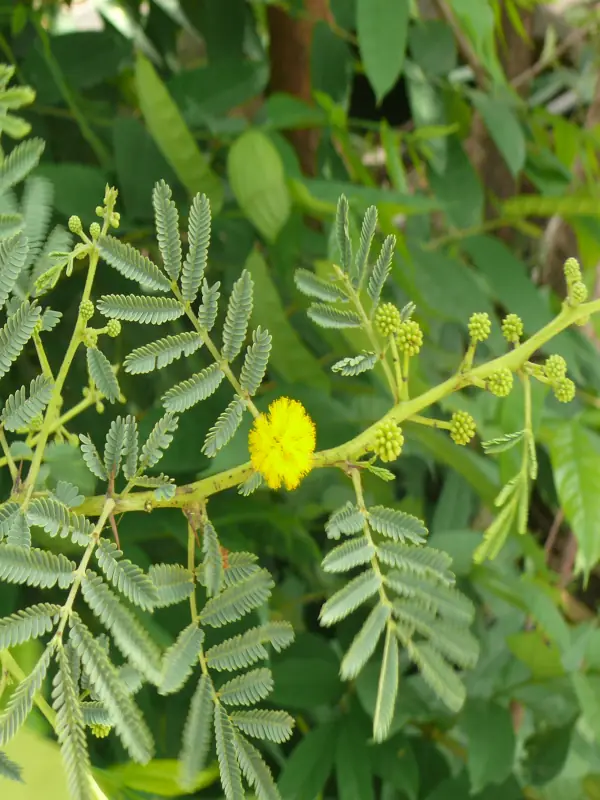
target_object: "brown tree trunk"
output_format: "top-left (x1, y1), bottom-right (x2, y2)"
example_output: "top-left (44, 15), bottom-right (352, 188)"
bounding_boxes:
top-left (267, 0), bottom-right (332, 176)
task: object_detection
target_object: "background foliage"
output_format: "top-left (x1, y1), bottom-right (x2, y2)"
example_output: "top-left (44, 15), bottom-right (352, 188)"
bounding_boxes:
top-left (2, 0), bottom-right (600, 798)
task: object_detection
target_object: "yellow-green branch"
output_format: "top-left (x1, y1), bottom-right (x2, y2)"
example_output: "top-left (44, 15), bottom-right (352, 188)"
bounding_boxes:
top-left (78, 299), bottom-right (595, 517)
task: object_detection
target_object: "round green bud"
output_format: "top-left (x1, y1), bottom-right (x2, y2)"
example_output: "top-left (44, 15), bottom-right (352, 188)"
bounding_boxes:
top-left (110, 212), bottom-right (120, 229)
top-left (488, 368), bottom-right (514, 398)
top-left (397, 319), bottom-right (423, 356)
top-left (106, 319), bottom-right (121, 338)
top-left (450, 410), bottom-right (476, 446)
top-left (95, 399), bottom-right (105, 414)
top-left (90, 723), bottom-right (112, 739)
top-left (375, 303), bottom-right (401, 337)
top-left (83, 329), bottom-right (98, 349)
top-left (501, 313), bottom-right (523, 344)
top-left (468, 312), bottom-right (491, 342)
top-left (544, 354), bottom-right (567, 381)
top-left (553, 376), bottom-right (576, 404)
top-left (89, 222), bottom-right (101, 239)
top-left (564, 257), bottom-right (582, 283)
top-left (569, 280), bottom-right (588, 306)
top-left (95, 205), bottom-right (105, 218)
top-left (68, 215), bottom-right (82, 234)
top-left (79, 299), bottom-right (94, 321)
top-left (373, 421), bottom-right (404, 463)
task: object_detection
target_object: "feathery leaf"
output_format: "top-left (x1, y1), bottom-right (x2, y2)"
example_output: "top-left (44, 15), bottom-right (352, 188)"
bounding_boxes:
top-left (104, 416), bottom-right (127, 478)
top-left (159, 623), bottom-right (205, 695)
top-left (408, 641), bottom-right (465, 712)
top-left (230, 709), bottom-right (294, 743)
top-left (95, 539), bottom-right (158, 611)
top-left (148, 563), bottom-right (193, 607)
top-left (321, 537), bottom-right (375, 573)
top-left (335, 195), bottom-right (352, 273)
top-left (162, 363), bottom-right (224, 413)
top-left (152, 180), bottom-right (181, 281)
top-left (331, 352), bottom-right (377, 377)
top-left (386, 571), bottom-right (474, 624)
top-left (307, 304), bottom-right (361, 329)
top-left (0, 138), bottom-right (44, 193)
top-left (223, 552), bottom-right (261, 587)
top-left (79, 435), bottom-right (108, 481)
top-left (1, 375), bottom-right (53, 431)
top-left (182, 192), bottom-right (211, 303)
top-left (354, 205), bottom-right (377, 284)
top-left (294, 268), bottom-right (347, 303)
top-left (0, 751), bottom-right (22, 783)
top-left (0, 502), bottom-right (19, 540)
top-left (0, 603), bottom-right (60, 650)
top-left (367, 234), bottom-right (395, 308)
top-left (203, 397), bottom-right (245, 458)
top-left (123, 332), bottom-right (202, 375)
top-left (70, 616), bottom-right (154, 763)
top-left (86, 347), bottom-right (120, 403)
top-left (0, 299), bottom-right (40, 379)
top-left (98, 235), bottom-right (170, 291)
top-left (0, 232), bottom-right (27, 310)
top-left (373, 624), bottom-right (398, 742)
top-left (222, 269), bottom-right (253, 361)
top-left (240, 327), bottom-right (271, 396)
top-left (21, 176), bottom-right (53, 270)
top-left (376, 542), bottom-right (453, 584)
top-left (27, 497), bottom-right (94, 546)
top-left (81, 572), bottom-right (162, 685)
top-left (140, 412), bottom-right (179, 469)
top-left (97, 294), bottom-right (183, 324)
top-left (52, 646), bottom-right (92, 800)
top-left (218, 668), bottom-right (273, 707)
top-left (0, 544), bottom-right (74, 588)
top-left (0, 645), bottom-right (53, 747)
top-left (200, 569), bottom-right (274, 628)
top-left (341, 603), bottom-right (390, 681)
top-left (233, 732), bottom-right (280, 800)
top-left (319, 569), bottom-right (381, 626)
top-left (179, 674), bottom-right (214, 790)
top-left (214, 703), bottom-right (245, 800)
top-left (197, 280), bottom-right (220, 331)
top-left (325, 502), bottom-right (365, 540)
top-left (202, 520), bottom-right (224, 597)
top-left (6, 511), bottom-right (30, 547)
top-left (123, 415), bottom-right (139, 481)
top-left (368, 506), bottom-right (427, 544)
top-left (206, 622), bottom-right (294, 672)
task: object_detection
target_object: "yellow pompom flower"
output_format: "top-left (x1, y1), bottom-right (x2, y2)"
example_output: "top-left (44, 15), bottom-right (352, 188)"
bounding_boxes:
top-left (248, 397), bottom-right (316, 490)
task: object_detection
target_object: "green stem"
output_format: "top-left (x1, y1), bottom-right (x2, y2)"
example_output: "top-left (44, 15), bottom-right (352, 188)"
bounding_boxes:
top-left (22, 249), bottom-right (100, 503)
top-left (171, 284), bottom-right (260, 418)
top-left (0, 428), bottom-right (17, 481)
top-left (401, 352), bottom-right (410, 400)
top-left (407, 415), bottom-right (452, 430)
top-left (78, 298), bottom-right (597, 517)
top-left (33, 331), bottom-right (54, 380)
top-left (390, 337), bottom-right (403, 398)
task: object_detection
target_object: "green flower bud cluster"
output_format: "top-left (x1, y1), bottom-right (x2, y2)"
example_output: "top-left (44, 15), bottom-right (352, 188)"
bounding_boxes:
top-left (90, 724), bottom-right (111, 739)
top-left (397, 320), bottom-right (423, 356)
top-left (375, 303), bottom-right (401, 337)
top-left (544, 355), bottom-right (575, 403)
top-left (501, 313), bottom-right (523, 344)
top-left (89, 222), bottom-right (101, 239)
top-left (373, 421), bottom-right (404, 463)
top-left (106, 319), bottom-right (121, 338)
top-left (468, 312), bottom-right (491, 342)
top-left (83, 329), bottom-right (98, 349)
top-left (79, 300), bottom-right (94, 322)
top-left (488, 368), bottom-right (513, 397)
top-left (450, 410), bottom-right (476, 446)
top-left (563, 258), bottom-right (588, 307)
top-left (68, 215), bottom-right (82, 235)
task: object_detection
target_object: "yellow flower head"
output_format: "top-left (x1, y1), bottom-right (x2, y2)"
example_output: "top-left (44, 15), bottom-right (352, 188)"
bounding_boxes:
top-left (248, 397), bottom-right (316, 490)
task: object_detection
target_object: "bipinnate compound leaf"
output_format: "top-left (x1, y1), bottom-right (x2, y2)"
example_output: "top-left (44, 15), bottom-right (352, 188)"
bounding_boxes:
top-left (179, 674), bottom-right (214, 790)
top-left (148, 564), bottom-right (194, 608)
top-left (86, 347), bottom-right (120, 403)
top-left (0, 544), bottom-right (74, 589)
top-left (70, 616), bottom-right (154, 764)
top-left (233, 732), bottom-right (280, 800)
top-left (408, 641), bottom-right (465, 712)
top-left (0, 299), bottom-right (40, 379)
top-left (307, 304), bottom-right (361, 329)
top-left (79, 434), bottom-right (108, 480)
top-left (335, 195), bottom-right (352, 273)
top-left (200, 569), bottom-right (274, 628)
top-left (162, 363), bottom-right (224, 413)
top-left (182, 192), bottom-right (211, 303)
top-left (0, 231), bottom-right (28, 310)
top-left (222, 269), bottom-right (253, 362)
top-left (202, 520), bottom-right (224, 597)
top-left (0, 645), bottom-right (54, 747)
top-left (319, 570), bottom-right (381, 627)
top-left (0, 603), bottom-right (60, 649)
top-left (80, 572), bottom-right (162, 685)
top-left (367, 235), bottom-right (396, 309)
top-left (325, 502), bottom-right (365, 539)
top-left (354, 205), bottom-right (378, 284)
top-left (240, 327), bottom-right (271, 396)
top-left (198, 280), bottom-right (220, 331)
top-left (123, 415), bottom-right (139, 481)
top-left (214, 703), bottom-right (245, 800)
top-left (218, 668), bottom-right (274, 707)
top-left (98, 235), bottom-right (170, 291)
top-left (368, 506), bottom-right (427, 544)
top-left (95, 538), bottom-right (158, 611)
top-left (331, 352), bottom-right (377, 376)
top-left (373, 624), bottom-right (398, 742)
top-left (97, 294), bottom-right (184, 324)
top-left (104, 416), bottom-right (127, 477)
top-left (0, 137), bottom-right (44, 193)
top-left (203, 397), bottom-right (245, 458)
top-left (152, 179), bottom-right (181, 281)
top-left (26, 497), bottom-right (94, 546)
top-left (0, 751), bottom-right (22, 783)
top-left (230, 710), bottom-right (294, 744)
top-left (124, 332), bottom-right (202, 374)
top-left (340, 603), bottom-right (390, 680)
top-left (294, 268), bottom-right (347, 303)
top-left (159, 623), bottom-right (205, 695)
top-left (205, 622), bottom-right (294, 672)
top-left (1, 375), bottom-right (53, 431)
top-left (321, 537), bottom-right (376, 573)
top-left (140, 413), bottom-right (179, 469)
top-left (6, 510), bottom-right (30, 547)
top-left (52, 646), bottom-right (92, 800)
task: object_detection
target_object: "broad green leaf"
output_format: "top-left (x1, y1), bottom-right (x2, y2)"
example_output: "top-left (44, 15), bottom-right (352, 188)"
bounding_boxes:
top-left (461, 700), bottom-right (517, 793)
top-left (278, 722), bottom-right (337, 800)
top-left (227, 129), bottom-right (291, 242)
top-left (103, 758), bottom-right (218, 798)
top-left (335, 710), bottom-right (375, 800)
top-left (135, 52), bottom-right (223, 211)
top-left (471, 91), bottom-right (525, 176)
top-left (545, 420), bottom-right (600, 576)
top-left (572, 672), bottom-right (600, 745)
top-left (357, 0), bottom-right (409, 102)
top-left (503, 193), bottom-right (600, 219)
top-left (523, 720), bottom-right (575, 787)
top-left (247, 249), bottom-right (327, 389)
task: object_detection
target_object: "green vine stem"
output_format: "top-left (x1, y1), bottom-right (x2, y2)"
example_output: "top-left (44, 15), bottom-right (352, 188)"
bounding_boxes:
top-left (79, 296), bottom-right (597, 516)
